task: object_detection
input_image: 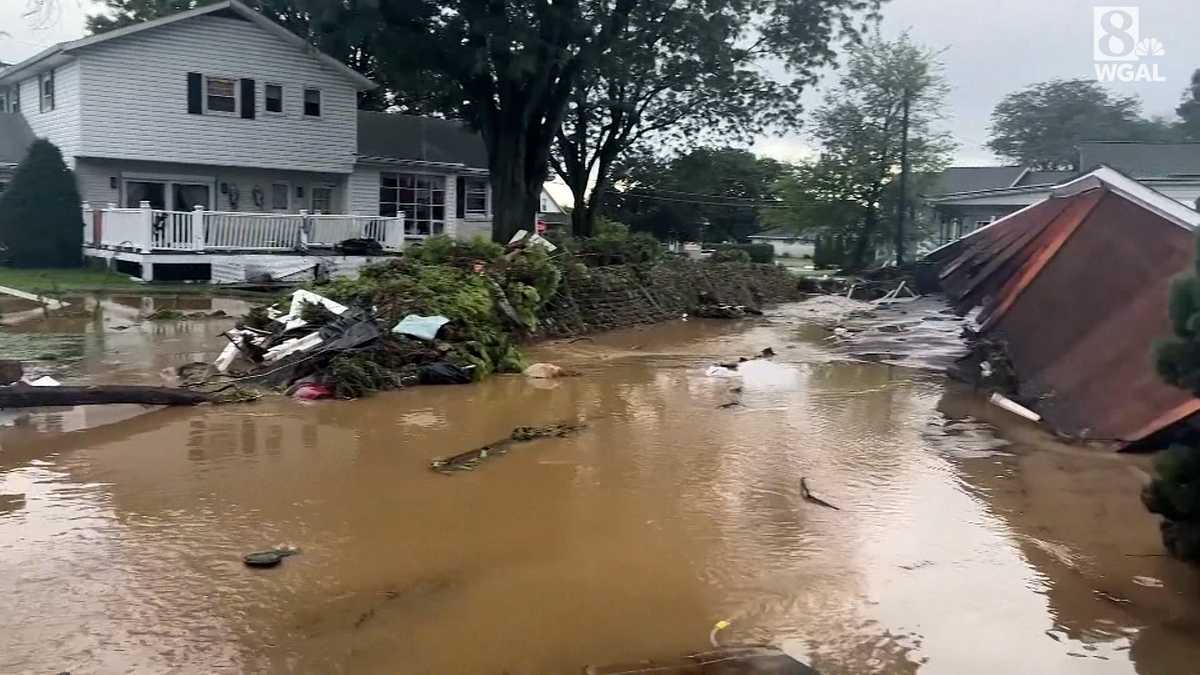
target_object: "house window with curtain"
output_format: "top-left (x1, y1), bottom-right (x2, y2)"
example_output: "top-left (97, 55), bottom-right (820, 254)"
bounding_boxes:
top-left (205, 76), bottom-right (237, 113)
top-left (463, 177), bottom-right (489, 216)
top-left (380, 173), bottom-right (445, 235)
top-left (38, 70), bottom-right (54, 112)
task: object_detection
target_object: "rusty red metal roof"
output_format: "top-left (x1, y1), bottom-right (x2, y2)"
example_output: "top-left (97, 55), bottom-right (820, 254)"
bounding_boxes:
top-left (930, 168), bottom-right (1200, 442)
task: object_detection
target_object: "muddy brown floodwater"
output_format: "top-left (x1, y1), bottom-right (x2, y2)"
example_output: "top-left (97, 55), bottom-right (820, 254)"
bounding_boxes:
top-left (1, 297), bottom-right (1199, 674)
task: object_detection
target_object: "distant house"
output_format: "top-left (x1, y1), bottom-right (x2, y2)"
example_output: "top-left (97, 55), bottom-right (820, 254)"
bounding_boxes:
top-left (923, 142), bottom-right (1200, 245)
top-left (539, 187), bottom-right (570, 228)
top-left (0, 0), bottom-right (505, 281)
top-left (746, 227), bottom-right (814, 258)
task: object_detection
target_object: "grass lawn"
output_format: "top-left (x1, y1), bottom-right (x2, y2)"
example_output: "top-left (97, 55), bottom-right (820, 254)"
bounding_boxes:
top-left (0, 266), bottom-right (142, 293)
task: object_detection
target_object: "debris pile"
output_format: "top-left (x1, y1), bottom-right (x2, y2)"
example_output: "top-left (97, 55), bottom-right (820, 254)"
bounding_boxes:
top-left (189, 236), bottom-right (563, 399)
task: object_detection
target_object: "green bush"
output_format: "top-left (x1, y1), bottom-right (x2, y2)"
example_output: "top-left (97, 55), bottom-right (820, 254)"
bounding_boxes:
top-left (709, 243), bottom-right (774, 264)
top-left (407, 234), bottom-right (503, 266)
top-left (565, 218), bottom-right (663, 266)
top-left (1148, 233), bottom-right (1200, 562)
top-left (0, 139), bottom-right (83, 268)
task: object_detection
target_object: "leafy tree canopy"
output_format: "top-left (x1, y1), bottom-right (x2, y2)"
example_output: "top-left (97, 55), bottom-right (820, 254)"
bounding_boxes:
top-left (600, 148), bottom-right (785, 243)
top-left (551, 0), bottom-right (883, 237)
top-left (761, 31), bottom-right (953, 269)
top-left (987, 79), bottom-right (1186, 170)
top-left (1179, 69), bottom-right (1200, 141)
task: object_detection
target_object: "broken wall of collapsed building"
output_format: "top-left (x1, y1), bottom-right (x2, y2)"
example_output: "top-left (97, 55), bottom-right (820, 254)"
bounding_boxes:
top-left (537, 259), bottom-right (804, 336)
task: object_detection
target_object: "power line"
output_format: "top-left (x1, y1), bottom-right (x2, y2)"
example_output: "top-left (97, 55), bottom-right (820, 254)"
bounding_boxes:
top-left (616, 192), bottom-right (790, 208)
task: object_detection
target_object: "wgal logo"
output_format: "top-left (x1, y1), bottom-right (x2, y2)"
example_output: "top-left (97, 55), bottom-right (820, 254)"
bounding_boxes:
top-left (1093, 6), bottom-right (1166, 83)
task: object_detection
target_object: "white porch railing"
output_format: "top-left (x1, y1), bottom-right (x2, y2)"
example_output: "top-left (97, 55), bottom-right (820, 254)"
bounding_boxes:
top-left (83, 202), bottom-right (409, 254)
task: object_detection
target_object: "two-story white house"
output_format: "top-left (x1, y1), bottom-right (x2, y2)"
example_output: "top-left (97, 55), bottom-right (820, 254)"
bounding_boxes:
top-left (0, 0), bottom-right (497, 282)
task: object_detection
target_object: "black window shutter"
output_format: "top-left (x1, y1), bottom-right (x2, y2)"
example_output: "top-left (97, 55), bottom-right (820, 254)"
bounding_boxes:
top-left (187, 72), bottom-right (202, 114)
top-left (456, 177), bottom-right (465, 218)
top-left (240, 78), bottom-right (255, 119)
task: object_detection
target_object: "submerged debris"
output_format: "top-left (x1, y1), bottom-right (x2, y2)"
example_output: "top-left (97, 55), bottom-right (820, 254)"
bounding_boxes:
top-left (431, 423), bottom-right (587, 474)
top-left (800, 477), bottom-right (840, 510)
top-left (242, 545), bottom-right (301, 568)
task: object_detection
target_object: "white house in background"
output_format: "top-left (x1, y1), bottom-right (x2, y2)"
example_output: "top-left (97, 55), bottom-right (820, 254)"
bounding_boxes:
top-left (746, 227), bottom-right (815, 259)
top-left (0, 0), bottom-right (499, 283)
top-left (923, 142), bottom-right (1200, 246)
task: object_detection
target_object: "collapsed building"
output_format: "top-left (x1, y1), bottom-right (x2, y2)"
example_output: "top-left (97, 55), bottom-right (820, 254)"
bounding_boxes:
top-left (926, 166), bottom-right (1200, 445)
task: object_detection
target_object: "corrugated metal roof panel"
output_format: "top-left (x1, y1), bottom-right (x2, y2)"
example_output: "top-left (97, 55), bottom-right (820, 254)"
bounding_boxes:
top-left (928, 172), bottom-right (1200, 443)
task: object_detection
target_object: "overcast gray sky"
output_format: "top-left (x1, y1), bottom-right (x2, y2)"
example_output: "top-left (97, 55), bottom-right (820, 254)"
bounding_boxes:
top-left (2, 0), bottom-right (1197, 168)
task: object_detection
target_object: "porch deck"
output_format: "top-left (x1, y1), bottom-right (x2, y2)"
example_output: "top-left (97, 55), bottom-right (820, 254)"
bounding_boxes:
top-left (81, 201), bottom-right (431, 283)
top-left (82, 201), bottom-right (423, 254)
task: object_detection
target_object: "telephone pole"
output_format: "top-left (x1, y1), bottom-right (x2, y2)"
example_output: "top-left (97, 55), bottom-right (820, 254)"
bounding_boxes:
top-left (895, 88), bottom-right (911, 267)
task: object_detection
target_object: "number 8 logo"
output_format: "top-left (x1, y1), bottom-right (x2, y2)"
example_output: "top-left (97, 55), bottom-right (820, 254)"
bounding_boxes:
top-left (1093, 7), bottom-right (1139, 61)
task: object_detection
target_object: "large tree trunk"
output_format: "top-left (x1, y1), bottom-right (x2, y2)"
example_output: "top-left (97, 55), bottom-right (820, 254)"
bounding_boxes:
top-left (850, 205), bottom-right (879, 271)
top-left (566, 161), bottom-right (592, 238)
top-left (488, 128), bottom-right (546, 244)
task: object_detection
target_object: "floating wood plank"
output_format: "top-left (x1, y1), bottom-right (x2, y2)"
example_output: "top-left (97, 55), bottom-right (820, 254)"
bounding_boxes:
top-left (0, 385), bottom-right (210, 408)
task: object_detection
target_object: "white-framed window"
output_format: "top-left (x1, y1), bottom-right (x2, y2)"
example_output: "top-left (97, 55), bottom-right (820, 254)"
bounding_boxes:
top-left (380, 173), bottom-right (445, 235)
top-left (303, 88), bottom-right (321, 117)
top-left (271, 183), bottom-right (289, 210)
top-left (0, 91), bottom-right (7, 114)
top-left (205, 76), bottom-right (237, 114)
top-left (10, 84), bottom-right (20, 113)
top-left (464, 176), bottom-right (489, 216)
top-left (38, 70), bottom-right (54, 112)
top-left (974, 219), bottom-right (991, 231)
top-left (265, 83), bottom-right (283, 114)
top-left (311, 186), bottom-right (333, 213)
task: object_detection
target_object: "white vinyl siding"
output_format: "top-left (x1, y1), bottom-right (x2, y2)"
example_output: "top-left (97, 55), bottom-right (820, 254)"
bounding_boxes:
top-left (15, 61), bottom-right (82, 167)
top-left (74, 157), bottom-right (344, 213)
top-left (76, 15), bottom-right (358, 174)
top-left (346, 165), bottom-right (380, 215)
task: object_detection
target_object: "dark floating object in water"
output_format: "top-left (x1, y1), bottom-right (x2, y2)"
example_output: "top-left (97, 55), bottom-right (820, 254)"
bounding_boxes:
top-left (431, 423), bottom-right (587, 474)
top-left (761, 347), bottom-right (776, 357)
top-left (718, 400), bottom-right (741, 409)
top-left (800, 477), bottom-right (840, 510)
top-left (243, 546), bottom-right (300, 568)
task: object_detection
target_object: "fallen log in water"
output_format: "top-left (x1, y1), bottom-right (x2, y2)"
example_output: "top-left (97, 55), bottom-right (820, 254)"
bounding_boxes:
top-left (431, 423), bottom-right (587, 474)
top-left (0, 385), bottom-right (211, 408)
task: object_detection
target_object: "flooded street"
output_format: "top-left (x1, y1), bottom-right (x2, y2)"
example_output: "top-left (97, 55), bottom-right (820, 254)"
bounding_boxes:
top-left (1, 299), bottom-right (1199, 674)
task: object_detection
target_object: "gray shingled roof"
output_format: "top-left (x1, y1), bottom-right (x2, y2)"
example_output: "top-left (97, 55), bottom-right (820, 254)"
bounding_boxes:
top-left (1015, 170), bottom-right (1074, 187)
top-left (0, 114), bottom-right (34, 165)
top-left (1078, 142), bottom-right (1200, 178)
top-left (924, 166), bottom-right (1026, 196)
top-left (357, 112), bottom-right (487, 168)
